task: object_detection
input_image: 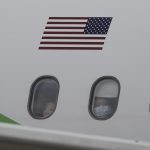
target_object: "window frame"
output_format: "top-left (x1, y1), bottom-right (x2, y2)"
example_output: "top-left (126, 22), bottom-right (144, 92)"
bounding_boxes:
top-left (89, 76), bottom-right (121, 120)
top-left (28, 75), bottom-right (60, 119)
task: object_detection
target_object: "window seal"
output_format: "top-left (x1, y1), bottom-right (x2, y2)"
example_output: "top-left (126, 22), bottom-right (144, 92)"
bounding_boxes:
top-left (88, 76), bottom-right (121, 120)
top-left (28, 75), bottom-right (60, 119)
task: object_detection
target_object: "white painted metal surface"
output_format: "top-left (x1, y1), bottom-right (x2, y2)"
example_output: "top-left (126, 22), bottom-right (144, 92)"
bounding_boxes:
top-left (0, 0), bottom-right (150, 149)
top-left (0, 124), bottom-right (150, 150)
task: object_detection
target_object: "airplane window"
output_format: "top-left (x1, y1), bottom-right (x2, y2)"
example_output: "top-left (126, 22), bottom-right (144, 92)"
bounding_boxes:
top-left (28, 76), bottom-right (59, 119)
top-left (89, 76), bottom-right (120, 120)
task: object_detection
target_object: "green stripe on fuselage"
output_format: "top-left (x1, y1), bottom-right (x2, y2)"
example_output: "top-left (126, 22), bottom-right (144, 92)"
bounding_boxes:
top-left (0, 114), bottom-right (19, 125)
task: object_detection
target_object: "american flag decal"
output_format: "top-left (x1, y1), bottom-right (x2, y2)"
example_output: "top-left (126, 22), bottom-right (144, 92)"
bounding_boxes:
top-left (39, 17), bottom-right (112, 50)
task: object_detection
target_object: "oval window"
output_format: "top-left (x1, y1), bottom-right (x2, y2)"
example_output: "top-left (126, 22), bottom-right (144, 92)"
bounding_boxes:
top-left (28, 76), bottom-right (59, 119)
top-left (89, 76), bottom-right (120, 120)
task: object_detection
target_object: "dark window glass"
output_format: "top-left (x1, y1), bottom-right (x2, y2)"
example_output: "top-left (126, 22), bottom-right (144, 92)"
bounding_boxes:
top-left (89, 76), bottom-right (120, 120)
top-left (28, 76), bottom-right (59, 119)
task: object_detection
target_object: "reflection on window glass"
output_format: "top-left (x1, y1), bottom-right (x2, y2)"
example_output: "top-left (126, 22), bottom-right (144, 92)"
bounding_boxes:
top-left (28, 76), bottom-right (59, 119)
top-left (89, 76), bottom-right (120, 120)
